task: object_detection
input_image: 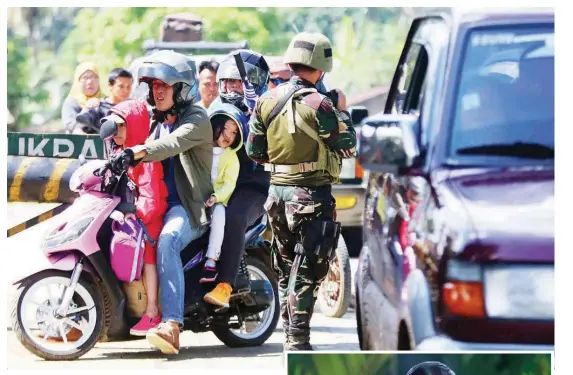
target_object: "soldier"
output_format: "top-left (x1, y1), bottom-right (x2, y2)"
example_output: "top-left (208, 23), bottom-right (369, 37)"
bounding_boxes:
top-left (246, 32), bottom-right (357, 350)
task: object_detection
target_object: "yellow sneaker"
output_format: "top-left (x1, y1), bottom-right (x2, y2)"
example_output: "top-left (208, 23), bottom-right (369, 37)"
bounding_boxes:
top-left (204, 282), bottom-right (232, 308)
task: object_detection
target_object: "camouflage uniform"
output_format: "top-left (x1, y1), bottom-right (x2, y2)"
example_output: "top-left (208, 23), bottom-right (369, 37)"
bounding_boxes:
top-left (246, 32), bottom-right (357, 350)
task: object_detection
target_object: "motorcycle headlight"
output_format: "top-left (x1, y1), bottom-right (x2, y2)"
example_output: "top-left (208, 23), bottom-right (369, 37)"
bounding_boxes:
top-left (42, 217), bottom-right (94, 249)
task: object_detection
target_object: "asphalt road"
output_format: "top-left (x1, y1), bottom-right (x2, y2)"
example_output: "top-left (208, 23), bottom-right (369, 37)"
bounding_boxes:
top-left (6, 203), bottom-right (360, 369)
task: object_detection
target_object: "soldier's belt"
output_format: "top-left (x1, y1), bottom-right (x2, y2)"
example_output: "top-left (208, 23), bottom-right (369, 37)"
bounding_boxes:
top-left (264, 162), bottom-right (317, 173)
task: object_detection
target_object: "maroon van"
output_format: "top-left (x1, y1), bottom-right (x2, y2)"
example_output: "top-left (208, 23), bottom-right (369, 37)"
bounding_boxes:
top-left (355, 8), bottom-right (554, 350)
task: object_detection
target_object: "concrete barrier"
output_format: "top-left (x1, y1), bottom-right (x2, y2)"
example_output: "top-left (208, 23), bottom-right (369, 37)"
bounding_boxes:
top-left (7, 156), bottom-right (81, 204)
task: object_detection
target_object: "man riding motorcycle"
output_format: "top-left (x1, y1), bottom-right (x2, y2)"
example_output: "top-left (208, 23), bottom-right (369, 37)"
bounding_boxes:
top-left (112, 49), bottom-right (213, 355)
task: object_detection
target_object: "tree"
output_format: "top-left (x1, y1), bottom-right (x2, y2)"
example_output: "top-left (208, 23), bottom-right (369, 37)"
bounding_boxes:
top-left (7, 7), bottom-right (429, 130)
top-left (7, 7), bottom-right (82, 129)
top-left (327, 15), bottom-right (407, 96)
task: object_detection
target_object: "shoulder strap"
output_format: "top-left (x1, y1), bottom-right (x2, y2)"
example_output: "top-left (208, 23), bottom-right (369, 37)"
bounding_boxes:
top-left (265, 84), bottom-right (322, 141)
top-left (285, 88), bottom-right (319, 134)
top-left (266, 85), bottom-right (300, 126)
top-left (291, 110), bottom-right (321, 143)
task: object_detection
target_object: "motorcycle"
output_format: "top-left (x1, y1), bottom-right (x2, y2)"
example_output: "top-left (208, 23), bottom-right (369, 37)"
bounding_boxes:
top-left (317, 234), bottom-right (352, 318)
top-left (10, 157), bottom-right (279, 361)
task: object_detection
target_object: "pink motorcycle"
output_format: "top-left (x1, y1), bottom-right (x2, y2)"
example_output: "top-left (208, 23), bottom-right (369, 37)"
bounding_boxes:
top-left (10, 157), bottom-right (278, 360)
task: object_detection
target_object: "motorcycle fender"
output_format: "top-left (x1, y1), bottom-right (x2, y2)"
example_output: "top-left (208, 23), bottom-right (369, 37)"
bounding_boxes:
top-left (11, 252), bottom-right (94, 286)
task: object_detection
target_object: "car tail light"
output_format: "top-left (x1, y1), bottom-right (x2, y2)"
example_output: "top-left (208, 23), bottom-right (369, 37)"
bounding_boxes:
top-left (442, 259), bottom-right (486, 318)
top-left (443, 281), bottom-right (485, 318)
top-left (355, 159), bottom-right (363, 179)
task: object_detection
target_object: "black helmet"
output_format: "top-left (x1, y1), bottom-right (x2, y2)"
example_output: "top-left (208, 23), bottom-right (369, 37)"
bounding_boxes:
top-left (406, 362), bottom-right (457, 375)
top-left (216, 49), bottom-right (270, 107)
top-left (137, 50), bottom-right (199, 111)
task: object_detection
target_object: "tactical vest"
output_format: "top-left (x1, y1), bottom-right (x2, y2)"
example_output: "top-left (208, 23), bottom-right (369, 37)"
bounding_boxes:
top-left (263, 85), bottom-right (342, 183)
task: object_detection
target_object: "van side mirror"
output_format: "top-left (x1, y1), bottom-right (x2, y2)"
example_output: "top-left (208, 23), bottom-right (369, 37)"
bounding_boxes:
top-left (357, 114), bottom-right (420, 175)
top-left (348, 106), bottom-right (369, 125)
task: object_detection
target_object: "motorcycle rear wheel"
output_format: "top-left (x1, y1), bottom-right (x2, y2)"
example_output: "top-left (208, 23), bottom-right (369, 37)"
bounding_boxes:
top-left (317, 235), bottom-right (352, 318)
top-left (213, 256), bottom-right (280, 347)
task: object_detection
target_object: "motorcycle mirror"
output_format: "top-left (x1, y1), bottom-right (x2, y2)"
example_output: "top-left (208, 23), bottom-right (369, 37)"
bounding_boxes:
top-left (99, 119), bottom-right (119, 141)
top-left (78, 154), bottom-right (87, 166)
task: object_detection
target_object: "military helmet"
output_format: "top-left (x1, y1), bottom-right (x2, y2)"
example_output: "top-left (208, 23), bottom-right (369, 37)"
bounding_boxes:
top-left (283, 32), bottom-right (333, 72)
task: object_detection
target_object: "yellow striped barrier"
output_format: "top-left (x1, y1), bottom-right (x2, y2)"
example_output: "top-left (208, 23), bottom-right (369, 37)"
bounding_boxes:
top-left (7, 156), bottom-right (81, 204)
top-left (7, 204), bottom-right (71, 238)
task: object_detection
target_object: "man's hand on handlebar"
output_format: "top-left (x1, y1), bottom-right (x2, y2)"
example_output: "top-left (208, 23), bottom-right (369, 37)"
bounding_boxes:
top-left (129, 144), bottom-right (148, 160)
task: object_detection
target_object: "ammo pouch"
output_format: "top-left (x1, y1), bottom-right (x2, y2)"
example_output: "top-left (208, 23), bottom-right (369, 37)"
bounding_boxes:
top-left (300, 220), bottom-right (342, 262)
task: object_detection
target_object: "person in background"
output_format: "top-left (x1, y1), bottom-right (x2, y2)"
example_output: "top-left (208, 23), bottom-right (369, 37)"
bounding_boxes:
top-left (75, 68), bottom-right (134, 135)
top-left (267, 57), bottom-right (292, 89)
top-left (107, 68), bottom-right (134, 105)
top-left (197, 60), bottom-right (219, 110)
top-left (61, 62), bottom-right (105, 134)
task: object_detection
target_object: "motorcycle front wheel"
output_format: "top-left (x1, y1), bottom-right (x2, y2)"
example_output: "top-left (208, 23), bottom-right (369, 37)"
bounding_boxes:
top-left (11, 270), bottom-right (103, 361)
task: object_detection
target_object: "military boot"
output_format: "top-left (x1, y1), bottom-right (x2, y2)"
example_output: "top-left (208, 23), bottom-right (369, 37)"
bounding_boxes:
top-left (233, 255), bottom-right (252, 295)
top-left (282, 321), bottom-right (291, 351)
top-left (284, 326), bottom-right (313, 351)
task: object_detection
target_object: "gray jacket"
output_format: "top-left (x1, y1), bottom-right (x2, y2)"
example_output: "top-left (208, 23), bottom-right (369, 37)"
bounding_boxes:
top-left (143, 104), bottom-right (214, 228)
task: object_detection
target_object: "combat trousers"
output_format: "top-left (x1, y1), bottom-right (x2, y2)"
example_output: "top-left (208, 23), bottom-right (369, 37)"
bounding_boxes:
top-left (263, 184), bottom-right (335, 348)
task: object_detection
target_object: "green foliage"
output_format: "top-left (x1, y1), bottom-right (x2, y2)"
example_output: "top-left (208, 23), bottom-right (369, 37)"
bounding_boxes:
top-left (288, 353), bottom-right (394, 375)
top-left (7, 7), bottom-right (413, 130)
top-left (287, 353), bottom-right (551, 375)
top-left (193, 8), bottom-right (272, 53)
top-left (7, 32), bottom-right (29, 129)
top-left (7, 29), bottom-right (50, 130)
top-left (328, 15), bottom-right (406, 96)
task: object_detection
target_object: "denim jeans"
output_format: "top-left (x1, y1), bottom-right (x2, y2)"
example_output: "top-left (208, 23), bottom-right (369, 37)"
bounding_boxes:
top-left (157, 204), bottom-right (207, 324)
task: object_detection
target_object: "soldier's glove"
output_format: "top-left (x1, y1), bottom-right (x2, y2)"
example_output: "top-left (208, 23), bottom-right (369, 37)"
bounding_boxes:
top-left (243, 80), bottom-right (258, 112)
top-left (338, 148), bottom-right (356, 158)
top-left (109, 148), bottom-right (134, 175)
top-left (324, 89), bottom-right (339, 108)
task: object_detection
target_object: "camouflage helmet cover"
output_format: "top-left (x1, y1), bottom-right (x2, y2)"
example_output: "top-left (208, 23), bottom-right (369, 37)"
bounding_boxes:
top-left (283, 32), bottom-right (333, 72)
